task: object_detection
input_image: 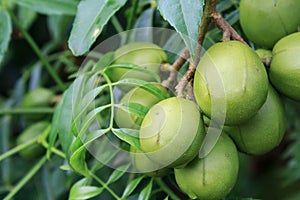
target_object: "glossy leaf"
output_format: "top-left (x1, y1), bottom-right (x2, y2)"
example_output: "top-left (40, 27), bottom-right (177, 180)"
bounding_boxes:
top-left (47, 15), bottom-right (72, 42)
top-left (17, 6), bottom-right (37, 30)
top-left (116, 78), bottom-right (169, 100)
top-left (157, 0), bottom-right (204, 59)
top-left (106, 164), bottom-right (130, 184)
top-left (112, 128), bottom-right (140, 149)
top-left (16, 0), bottom-right (78, 15)
top-left (70, 145), bottom-right (89, 176)
top-left (116, 102), bottom-right (149, 118)
top-left (68, 0), bottom-right (128, 56)
top-left (121, 176), bottom-right (145, 198)
top-left (94, 52), bottom-right (115, 71)
top-left (130, 7), bottom-right (155, 42)
top-left (47, 84), bottom-right (74, 159)
top-left (138, 179), bottom-right (153, 200)
top-left (69, 178), bottom-right (104, 200)
top-left (0, 8), bottom-right (12, 64)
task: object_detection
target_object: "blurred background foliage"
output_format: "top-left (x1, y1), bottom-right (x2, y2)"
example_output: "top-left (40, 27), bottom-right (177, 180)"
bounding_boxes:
top-left (0, 0), bottom-right (300, 199)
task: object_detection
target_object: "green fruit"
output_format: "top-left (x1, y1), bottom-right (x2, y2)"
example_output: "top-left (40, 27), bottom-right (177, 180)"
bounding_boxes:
top-left (140, 97), bottom-right (205, 168)
top-left (21, 88), bottom-right (54, 121)
top-left (269, 32), bottom-right (300, 101)
top-left (17, 121), bottom-right (50, 159)
top-left (193, 41), bottom-right (268, 125)
top-left (130, 146), bottom-right (170, 177)
top-left (115, 83), bottom-right (170, 129)
top-left (174, 132), bottom-right (239, 200)
top-left (240, 0), bottom-right (300, 49)
top-left (225, 85), bottom-right (286, 155)
top-left (108, 42), bottom-right (168, 82)
top-left (255, 49), bottom-right (272, 59)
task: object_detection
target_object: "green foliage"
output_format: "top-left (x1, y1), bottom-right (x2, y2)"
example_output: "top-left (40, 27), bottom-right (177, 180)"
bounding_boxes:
top-left (0, 0), bottom-right (300, 199)
top-left (15, 0), bottom-right (78, 15)
top-left (157, 0), bottom-right (204, 59)
top-left (68, 0), bottom-right (128, 55)
top-left (0, 8), bottom-right (11, 63)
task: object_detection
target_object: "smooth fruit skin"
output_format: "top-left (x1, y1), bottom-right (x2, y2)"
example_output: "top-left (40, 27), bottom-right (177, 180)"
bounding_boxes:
top-left (21, 88), bottom-right (54, 121)
top-left (17, 121), bottom-right (50, 159)
top-left (174, 132), bottom-right (239, 200)
top-left (255, 49), bottom-right (272, 60)
top-left (130, 146), bottom-right (170, 177)
top-left (225, 85), bottom-right (286, 155)
top-left (269, 32), bottom-right (300, 101)
top-left (193, 41), bottom-right (268, 125)
top-left (108, 42), bottom-right (168, 82)
top-left (115, 83), bottom-right (170, 129)
top-left (240, 0), bottom-right (300, 49)
top-left (140, 97), bottom-right (205, 168)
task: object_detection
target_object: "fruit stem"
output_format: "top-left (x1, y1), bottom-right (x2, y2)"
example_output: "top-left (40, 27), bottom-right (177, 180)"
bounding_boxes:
top-left (175, 0), bottom-right (216, 98)
top-left (162, 49), bottom-right (190, 89)
top-left (195, 0), bottom-right (217, 66)
top-left (211, 13), bottom-right (247, 45)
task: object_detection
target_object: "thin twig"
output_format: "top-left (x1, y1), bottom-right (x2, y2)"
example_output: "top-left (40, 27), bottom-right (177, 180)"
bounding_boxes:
top-left (162, 49), bottom-right (190, 89)
top-left (211, 13), bottom-right (247, 45)
top-left (176, 0), bottom-right (217, 97)
top-left (175, 62), bottom-right (196, 97)
top-left (195, 0), bottom-right (217, 66)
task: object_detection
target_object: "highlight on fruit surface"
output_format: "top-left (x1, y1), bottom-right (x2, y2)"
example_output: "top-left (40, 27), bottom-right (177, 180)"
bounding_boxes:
top-left (130, 146), bottom-right (171, 177)
top-left (225, 85), bottom-right (286, 155)
top-left (106, 42), bottom-right (168, 82)
top-left (21, 88), bottom-right (54, 121)
top-left (193, 41), bottom-right (268, 125)
top-left (17, 121), bottom-right (50, 159)
top-left (114, 83), bottom-right (170, 129)
top-left (269, 32), bottom-right (300, 101)
top-left (240, 0), bottom-right (300, 49)
top-left (139, 97), bottom-right (205, 168)
top-left (174, 132), bottom-right (239, 200)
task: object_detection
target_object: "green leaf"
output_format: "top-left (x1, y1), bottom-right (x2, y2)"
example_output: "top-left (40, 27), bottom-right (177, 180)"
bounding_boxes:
top-left (106, 64), bottom-right (161, 82)
top-left (138, 179), bottom-right (153, 200)
top-left (70, 145), bottom-right (89, 176)
top-left (47, 14), bottom-right (72, 42)
top-left (106, 164), bottom-right (130, 184)
top-left (121, 176), bottom-right (145, 198)
top-left (17, 6), bottom-right (37, 30)
top-left (130, 7), bottom-right (155, 42)
top-left (112, 128), bottom-right (141, 150)
top-left (69, 178), bottom-right (104, 200)
top-left (157, 0), bottom-right (204, 59)
top-left (68, 0), bottom-right (128, 56)
top-left (0, 8), bottom-right (12, 64)
top-left (77, 105), bottom-right (110, 138)
top-left (47, 84), bottom-right (74, 159)
top-left (117, 102), bottom-right (149, 118)
top-left (116, 78), bottom-right (169, 100)
top-left (16, 0), bottom-right (78, 15)
top-left (94, 52), bottom-right (115, 71)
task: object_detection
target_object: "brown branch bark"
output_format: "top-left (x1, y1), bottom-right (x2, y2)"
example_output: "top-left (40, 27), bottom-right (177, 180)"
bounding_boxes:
top-left (176, 0), bottom-right (216, 97)
top-left (162, 49), bottom-right (190, 89)
top-left (175, 0), bottom-right (248, 98)
top-left (211, 13), bottom-right (247, 45)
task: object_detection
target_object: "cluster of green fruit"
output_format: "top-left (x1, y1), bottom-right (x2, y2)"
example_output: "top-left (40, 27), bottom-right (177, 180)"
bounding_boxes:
top-left (16, 88), bottom-right (54, 159)
top-left (110, 6), bottom-right (300, 199)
